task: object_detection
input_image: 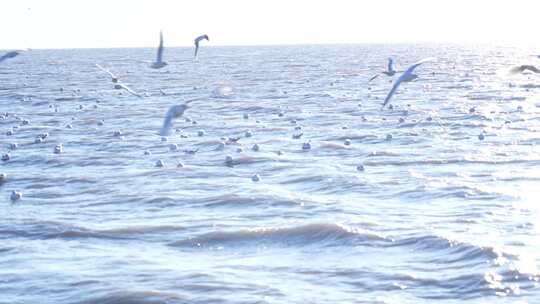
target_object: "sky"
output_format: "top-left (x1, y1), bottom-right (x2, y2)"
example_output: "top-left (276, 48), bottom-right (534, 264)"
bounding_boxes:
top-left (1, 0), bottom-right (539, 49)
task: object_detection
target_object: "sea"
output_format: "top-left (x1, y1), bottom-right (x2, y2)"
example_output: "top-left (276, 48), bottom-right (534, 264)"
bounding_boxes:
top-left (1, 44), bottom-right (540, 303)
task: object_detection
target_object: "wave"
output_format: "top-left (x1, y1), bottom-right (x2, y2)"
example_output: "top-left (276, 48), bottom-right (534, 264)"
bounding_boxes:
top-left (363, 158), bottom-right (540, 167)
top-left (170, 223), bottom-right (517, 266)
top-left (170, 222), bottom-right (518, 268)
top-left (75, 290), bottom-right (185, 304)
top-left (0, 221), bottom-right (184, 240)
top-left (170, 223), bottom-right (388, 248)
top-left (189, 193), bottom-right (301, 208)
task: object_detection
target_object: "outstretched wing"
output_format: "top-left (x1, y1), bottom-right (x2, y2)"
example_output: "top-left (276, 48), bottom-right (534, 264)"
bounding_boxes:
top-left (382, 78), bottom-right (403, 108)
top-left (524, 65), bottom-right (540, 73)
top-left (160, 107), bottom-right (176, 136)
top-left (510, 65), bottom-right (540, 74)
top-left (403, 57), bottom-right (436, 76)
top-left (118, 84), bottom-right (142, 98)
top-left (156, 31), bottom-right (164, 63)
top-left (387, 58), bottom-right (395, 73)
top-left (95, 64), bottom-right (117, 79)
top-left (194, 35), bottom-right (209, 59)
top-left (369, 74), bottom-right (380, 82)
top-left (0, 51), bottom-right (20, 63)
top-left (195, 34), bottom-right (209, 43)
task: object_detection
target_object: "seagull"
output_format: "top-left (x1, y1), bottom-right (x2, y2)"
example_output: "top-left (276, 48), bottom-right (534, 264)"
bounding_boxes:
top-left (382, 57), bottom-right (436, 108)
top-left (151, 31), bottom-right (167, 69)
top-left (194, 34), bottom-right (209, 59)
top-left (96, 64), bottom-right (119, 83)
top-left (509, 65), bottom-right (540, 75)
top-left (160, 98), bottom-right (204, 136)
top-left (96, 64), bottom-right (141, 97)
top-left (0, 51), bottom-right (21, 63)
top-left (369, 58), bottom-right (398, 81)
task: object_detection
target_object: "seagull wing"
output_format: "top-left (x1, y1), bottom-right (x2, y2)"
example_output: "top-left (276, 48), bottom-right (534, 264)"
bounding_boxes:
top-left (369, 74), bottom-right (380, 82)
top-left (194, 35), bottom-right (208, 59)
top-left (382, 77), bottom-right (404, 108)
top-left (508, 65), bottom-right (540, 74)
top-left (195, 35), bottom-right (208, 43)
top-left (523, 65), bottom-right (540, 73)
top-left (156, 31), bottom-right (164, 63)
top-left (403, 57), bottom-right (436, 76)
top-left (118, 83), bottom-right (142, 98)
top-left (95, 64), bottom-right (117, 79)
top-left (160, 107), bottom-right (176, 136)
top-left (0, 51), bottom-right (20, 63)
top-left (387, 58), bottom-right (395, 73)
top-left (382, 57), bottom-right (435, 108)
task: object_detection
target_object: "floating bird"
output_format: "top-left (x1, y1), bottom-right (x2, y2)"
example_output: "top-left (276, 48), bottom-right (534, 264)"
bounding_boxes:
top-left (54, 144), bottom-right (63, 154)
top-left (183, 148), bottom-right (199, 155)
top-left (95, 64), bottom-right (120, 83)
top-left (10, 190), bottom-right (22, 201)
top-left (382, 57), bottom-right (436, 108)
top-left (151, 31), bottom-right (167, 69)
top-left (0, 51), bottom-right (21, 63)
top-left (226, 137), bottom-right (241, 144)
top-left (194, 34), bottom-right (209, 59)
top-left (369, 58), bottom-right (398, 81)
top-left (509, 65), bottom-right (540, 74)
top-left (159, 98), bottom-right (203, 136)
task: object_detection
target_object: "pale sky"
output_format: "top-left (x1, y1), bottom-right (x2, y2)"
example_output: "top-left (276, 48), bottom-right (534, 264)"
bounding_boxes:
top-left (1, 0), bottom-right (539, 49)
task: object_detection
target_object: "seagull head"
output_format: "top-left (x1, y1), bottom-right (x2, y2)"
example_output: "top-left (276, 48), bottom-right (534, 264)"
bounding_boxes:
top-left (402, 73), bottom-right (418, 82)
top-left (172, 104), bottom-right (189, 117)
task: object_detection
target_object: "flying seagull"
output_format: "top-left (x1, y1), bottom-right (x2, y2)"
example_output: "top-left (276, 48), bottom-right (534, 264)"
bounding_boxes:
top-left (369, 58), bottom-right (398, 81)
top-left (194, 34), bottom-right (209, 59)
top-left (160, 98), bottom-right (204, 136)
top-left (95, 64), bottom-right (141, 97)
top-left (382, 57), bottom-right (436, 108)
top-left (509, 65), bottom-right (540, 75)
top-left (95, 64), bottom-right (120, 83)
top-left (0, 51), bottom-right (21, 63)
top-left (151, 31), bottom-right (167, 69)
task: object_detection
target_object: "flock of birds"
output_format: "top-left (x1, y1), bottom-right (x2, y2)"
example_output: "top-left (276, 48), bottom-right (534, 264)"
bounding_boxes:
top-left (1, 33), bottom-right (540, 202)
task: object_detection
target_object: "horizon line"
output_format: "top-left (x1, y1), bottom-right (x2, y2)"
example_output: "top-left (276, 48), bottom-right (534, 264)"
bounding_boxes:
top-left (0, 41), bottom-right (532, 52)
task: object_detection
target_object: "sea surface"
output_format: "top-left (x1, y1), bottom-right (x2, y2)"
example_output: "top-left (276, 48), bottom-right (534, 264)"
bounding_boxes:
top-left (1, 44), bottom-right (540, 303)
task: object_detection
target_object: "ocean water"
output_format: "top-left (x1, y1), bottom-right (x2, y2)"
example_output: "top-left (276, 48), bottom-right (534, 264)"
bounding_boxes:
top-left (1, 44), bottom-right (540, 303)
